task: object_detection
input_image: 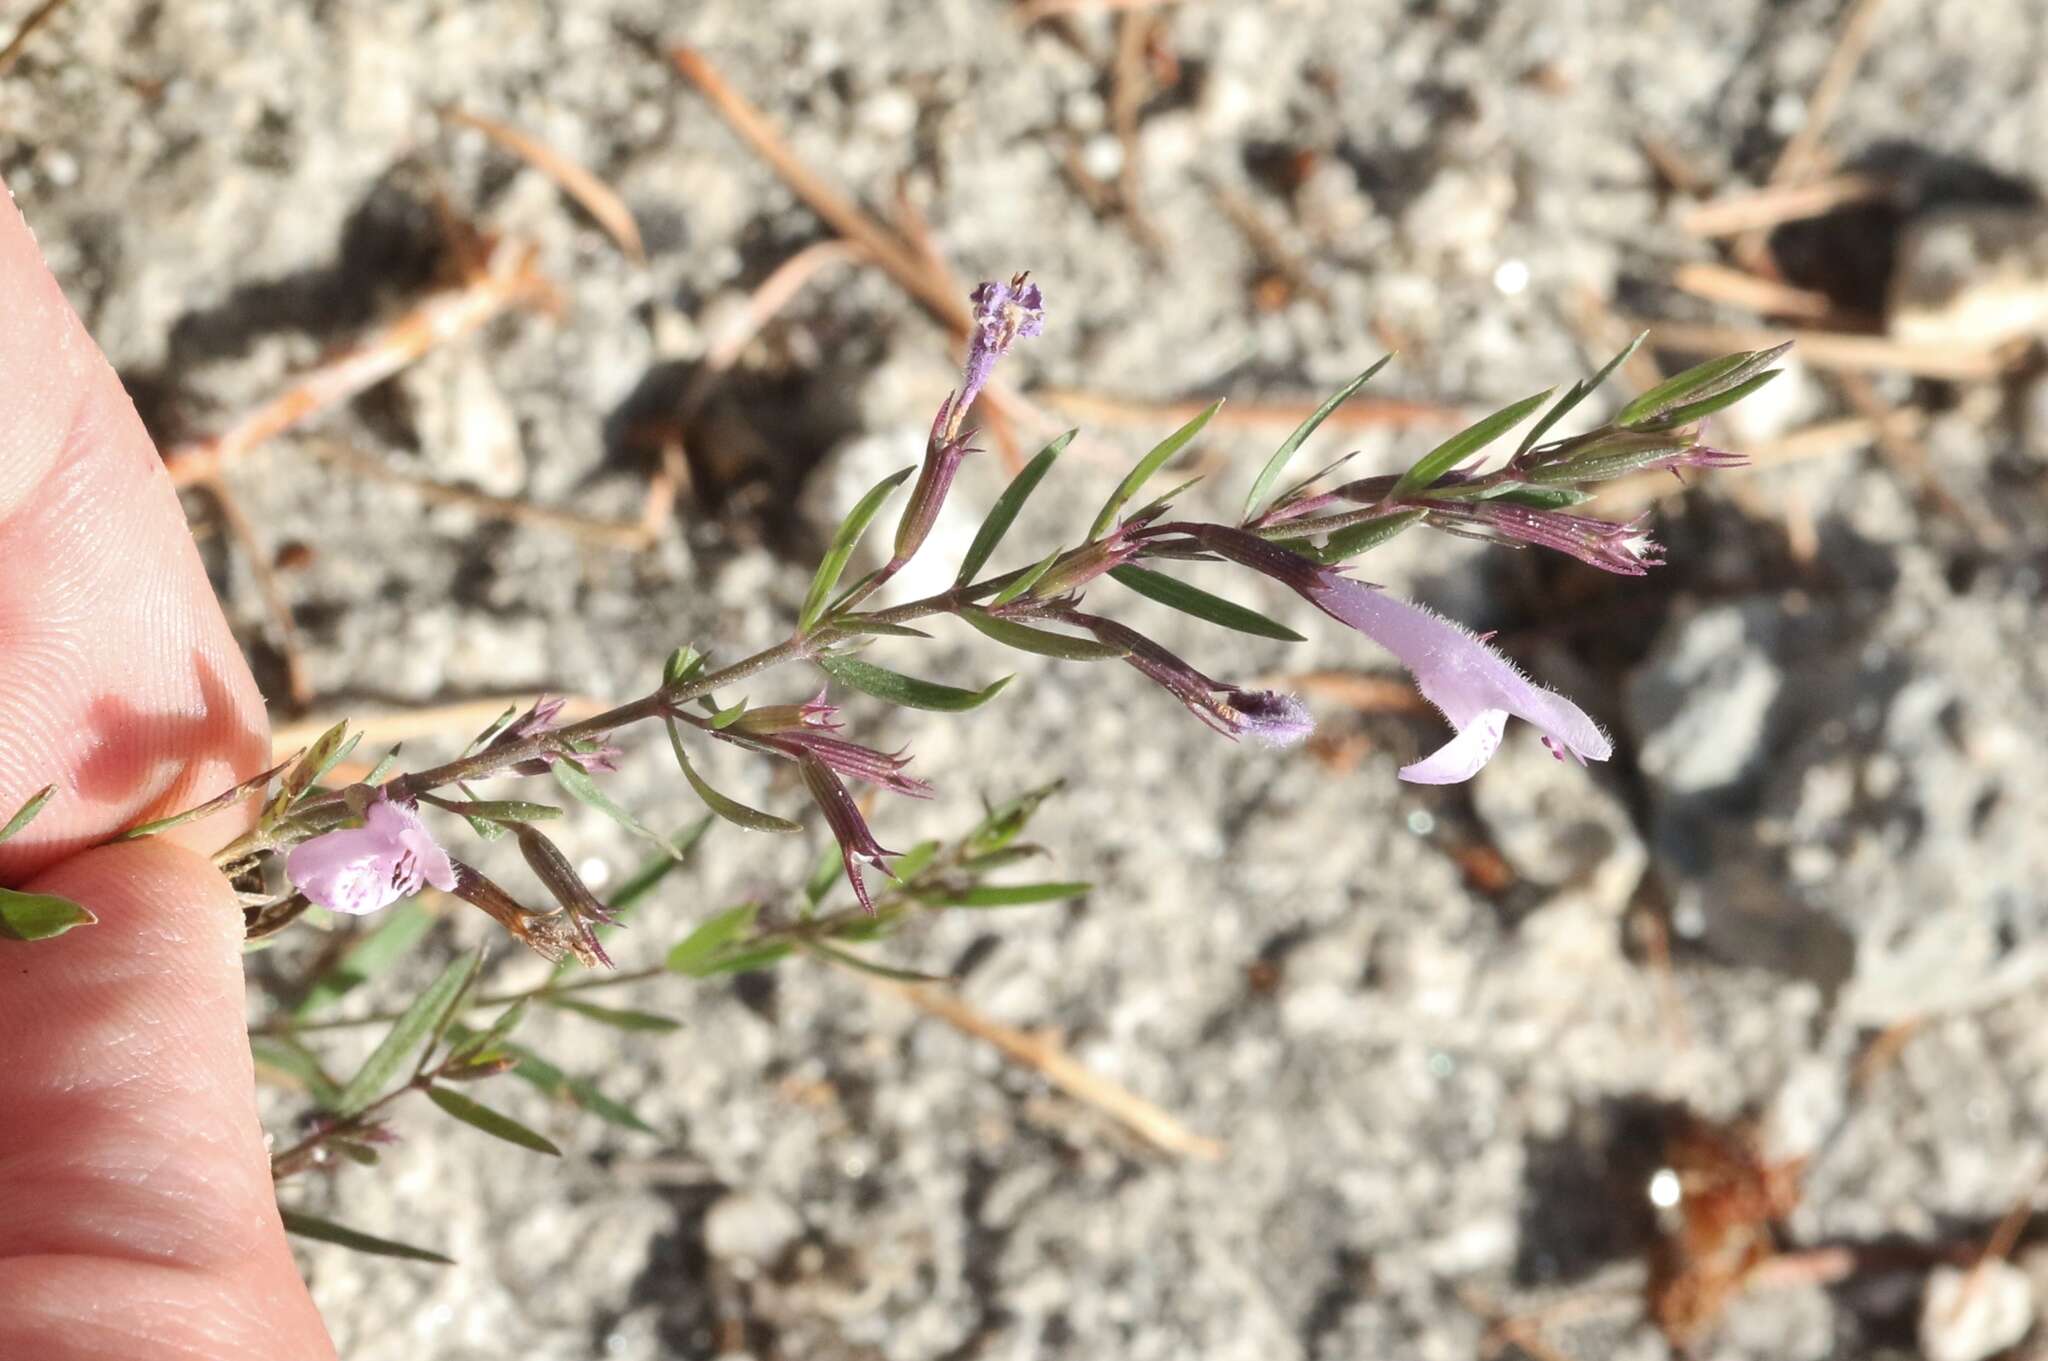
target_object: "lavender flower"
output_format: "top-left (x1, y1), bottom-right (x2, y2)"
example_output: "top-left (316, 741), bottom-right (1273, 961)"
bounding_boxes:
top-left (286, 796), bottom-right (457, 916)
top-left (956, 273), bottom-right (1045, 428)
top-left (895, 275), bottom-right (1046, 568)
top-left (1071, 612), bottom-right (1313, 748)
top-left (1180, 524), bottom-right (1609, 782)
top-left (798, 751), bottom-right (899, 913)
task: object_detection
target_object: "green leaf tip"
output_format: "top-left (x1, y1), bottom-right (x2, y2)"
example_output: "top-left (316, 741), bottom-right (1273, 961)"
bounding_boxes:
top-left (0, 887), bottom-right (97, 942)
top-left (1243, 355), bottom-right (1392, 522)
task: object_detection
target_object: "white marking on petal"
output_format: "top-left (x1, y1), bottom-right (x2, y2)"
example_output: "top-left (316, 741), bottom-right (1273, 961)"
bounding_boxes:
top-left (1399, 709), bottom-right (1507, 784)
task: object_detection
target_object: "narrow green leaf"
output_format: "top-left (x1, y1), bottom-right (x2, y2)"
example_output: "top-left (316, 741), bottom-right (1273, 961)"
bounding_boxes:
top-left (1089, 398), bottom-right (1224, 539)
top-left (923, 881), bottom-right (1091, 908)
top-left (957, 430), bottom-right (1074, 585)
top-left (885, 839), bottom-right (942, 885)
top-left (826, 619), bottom-right (931, 640)
top-left (605, 823), bottom-right (709, 919)
top-left (817, 655), bottom-right (1012, 712)
top-left (989, 546), bottom-right (1065, 607)
top-left (449, 998), bottom-right (529, 1064)
top-left (960, 608), bottom-right (1129, 661)
top-left (1128, 473), bottom-right (1207, 524)
top-left (1243, 357), bottom-right (1392, 521)
top-left (804, 939), bottom-right (947, 983)
top-left (295, 898), bottom-right (435, 1018)
top-left (280, 1209), bottom-right (453, 1264)
top-left (334, 954), bottom-right (478, 1116)
top-left (462, 704), bottom-right (522, 756)
top-left (1638, 369), bottom-right (1781, 429)
top-left (1109, 565), bottom-right (1305, 642)
top-left (666, 903), bottom-right (761, 976)
top-left (269, 722), bottom-right (358, 818)
top-left (1516, 332), bottom-right (1645, 456)
top-left (435, 799), bottom-right (565, 825)
top-left (0, 888), bottom-right (96, 942)
top-left (691, 941), bottom-right (794, 976)
top-left (803, 843), bottom-right (842, 907)
top-left (447, 1029), bottom-right (657, 1133)
top-left (550, 760), bottom-right (691, 862)
top-left (427, 1086), bottom-right (562, 1155)
top-left (1391, 388), bottom-right (1554, 498)
top-left (541, 998), bottom-right (683, 1032)
top-left (1485, 485), bottom-right (1592, 511)
top-left (251, 1038), bottom-right (342, 1104)
top-left (967, 780), bottom-right (1064, 855)
top-left (958, 844), bottom-right (1049, 872)
top-left (1308, 507), bottom-right (1428, 563)
top-left (117, 754), bottom-right (296, 840)
top-left (1614, 343), bottom-right (1791, 427)
top-left (800, 465), bottom-right (916, 631)
top-left (666, 721), bottom-right (801, 833)
top-left (0, 785), bottom-right (55, 844)
top-left (707, 699), bottom-right (749, 730)
top-left (366, 744), bottom-right (403, 785)
top-left (663, 644), bottom-right (706, 687)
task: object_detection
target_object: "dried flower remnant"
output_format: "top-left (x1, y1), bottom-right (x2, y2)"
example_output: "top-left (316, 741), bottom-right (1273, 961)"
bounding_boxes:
top-left (1419, 501), bottom-right (1666, 576)
top-left (798, 751), bottom-right (899, 914)
top-left (514, 822), bottom-right (620, 969)
top-left (447, 861), bottom-right (607, 968)
top-left (1180, 524), bottom-right (1608, 783)
top-left (286, 797), bottom-right (457, 916)
top-left (1072, 612), bottom-right (1312, 748)
top-left (720, 693), bottom-right (937, 798)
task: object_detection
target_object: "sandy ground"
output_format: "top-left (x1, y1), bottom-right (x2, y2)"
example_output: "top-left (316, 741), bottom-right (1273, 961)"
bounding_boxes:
top-left (7, 1), bottom-right (2048, 1357)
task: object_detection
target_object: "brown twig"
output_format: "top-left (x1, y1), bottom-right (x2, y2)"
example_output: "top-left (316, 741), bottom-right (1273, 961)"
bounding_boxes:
top-left (163, 233), bottom-right (557, 487)
top-left (1207, 176), bottom-right (1331, 310)
top-left (864, 975), bottom-right (1225, 1160)
top-left (1766, 0), bottom-right (1891, 191)
top-left (1679, 172), bottom-right (1895, 238)
top-left (1623, 318), bottom-right (2024, 382)
top-left (668, 46), bottom-right (1043, 469)
top-left (301, 437), bottom-right (670, 552)
top-left (1638, 133), bottom-right (1715, 199)
top-left (1039, 387), bottom-right (1465, 432)
top-left (669, 45), bottom-right (968, 335)
top-left (439, 106), bottom-right (646, 263)
top-left (1109, 11), bottom-right (1168, 257)
top-left (1669, 261), bottom-right (1841, 322)
top-left (1836, 369), bottom-right (2007, 546)
top-left (200, 478), bottom-right (314, 710)
top-left (1015, 0), bottom-right (1187, 21)
top-left (0, 0), bottom-right (72, 77)
top-left (1732, 0), bottom-right (1891, 272)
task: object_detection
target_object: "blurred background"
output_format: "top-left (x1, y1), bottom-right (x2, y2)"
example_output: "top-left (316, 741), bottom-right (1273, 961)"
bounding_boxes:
top-left (7, 0), bottom-right (2048, 1357)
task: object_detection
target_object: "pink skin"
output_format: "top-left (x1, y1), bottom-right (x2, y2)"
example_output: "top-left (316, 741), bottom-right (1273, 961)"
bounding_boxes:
top-left (0, 186), bottom-right (339, 1357)
top-left (286, 798), bottom-right (458, 916)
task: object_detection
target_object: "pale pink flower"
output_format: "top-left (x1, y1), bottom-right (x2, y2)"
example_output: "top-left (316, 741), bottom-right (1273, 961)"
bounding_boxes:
top-left (1307, 576), bottom-right (1612, 782)
top-left (286, 797), bottom-right (457, 916)
top-left (1178, 523), bottom-right (1611, 783)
